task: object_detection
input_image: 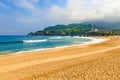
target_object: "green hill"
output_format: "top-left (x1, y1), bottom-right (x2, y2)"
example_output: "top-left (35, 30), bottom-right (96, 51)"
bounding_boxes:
top-left (28, 23), bottom-right (120, 36)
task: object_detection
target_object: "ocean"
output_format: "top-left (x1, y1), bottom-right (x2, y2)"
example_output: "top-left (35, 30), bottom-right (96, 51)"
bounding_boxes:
top-left (0, 36), bottom-right (92, 55)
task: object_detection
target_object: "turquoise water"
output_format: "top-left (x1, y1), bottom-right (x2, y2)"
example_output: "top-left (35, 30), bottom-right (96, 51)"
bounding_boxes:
top-left (0, 36), bottom-right (91, 55)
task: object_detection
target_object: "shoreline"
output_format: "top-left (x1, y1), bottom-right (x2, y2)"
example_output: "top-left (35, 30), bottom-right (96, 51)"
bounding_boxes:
top-left (0, 36), bottom-right (120, 80)
top-left (0, 37), bottom-right (107, 57)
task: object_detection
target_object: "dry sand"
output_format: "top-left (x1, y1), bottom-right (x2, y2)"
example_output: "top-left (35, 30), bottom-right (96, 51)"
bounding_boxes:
top-left (0, 36), bottom-right (120, 80)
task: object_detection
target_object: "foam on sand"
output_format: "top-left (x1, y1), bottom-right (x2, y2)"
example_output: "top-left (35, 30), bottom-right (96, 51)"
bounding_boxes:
top-left (83, 37), bottom-right (107, 44)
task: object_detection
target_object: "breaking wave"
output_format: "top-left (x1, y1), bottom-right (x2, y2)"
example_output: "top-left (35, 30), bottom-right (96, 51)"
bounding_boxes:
top-left (0, 39), bottom-right (48, 44)
top-left (49, 37), bottom-right (62, 39)
top-left (23, 39), bottom-right (48, 43)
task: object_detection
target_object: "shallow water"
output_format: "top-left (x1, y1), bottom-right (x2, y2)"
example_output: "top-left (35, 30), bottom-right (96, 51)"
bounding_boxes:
top-left (0, 36), bottom-right (91, 55)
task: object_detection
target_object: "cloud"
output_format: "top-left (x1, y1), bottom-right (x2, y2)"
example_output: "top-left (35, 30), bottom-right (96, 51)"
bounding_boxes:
top-left (8, 0), bottom-right (120, 24)
top-left (47, 0), bottom-right (120, 23)
top-left (10, 0), bottom-right (44, 23)
top-left (1, 0), bottom-right (120, 35)
top-left (13, 0), bottom-right (38, 11)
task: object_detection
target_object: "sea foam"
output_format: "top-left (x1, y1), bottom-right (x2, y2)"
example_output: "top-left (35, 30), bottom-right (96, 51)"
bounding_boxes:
top-left (23, 39), bottom-right (47, 43)
top-left (49, 37), bottom-right (62, 39)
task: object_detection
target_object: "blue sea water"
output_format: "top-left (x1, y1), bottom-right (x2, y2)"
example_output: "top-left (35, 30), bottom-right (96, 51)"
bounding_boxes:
top-left (0, 36), bottom-right (91, 55)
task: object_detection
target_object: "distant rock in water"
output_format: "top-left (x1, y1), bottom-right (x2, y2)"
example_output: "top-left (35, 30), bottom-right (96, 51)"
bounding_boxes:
top-left (28, 32), bottom-right (34, 36)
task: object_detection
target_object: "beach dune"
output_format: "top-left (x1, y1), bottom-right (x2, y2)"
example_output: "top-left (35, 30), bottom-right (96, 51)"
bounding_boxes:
top-left (0, 36), bottom-right (120, 80)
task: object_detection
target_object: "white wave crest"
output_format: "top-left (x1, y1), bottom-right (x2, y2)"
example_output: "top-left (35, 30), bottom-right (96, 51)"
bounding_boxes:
top-left (49, 37), bottom-right (62, 39)
top-left (72, 36), bottom-right (81, 38)
top-left (23, 39), bottom-right (47, 43)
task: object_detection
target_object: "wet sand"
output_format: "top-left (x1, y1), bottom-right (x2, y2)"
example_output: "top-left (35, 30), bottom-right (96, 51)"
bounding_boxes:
top-left (0, 36), bottom-right (120, 80)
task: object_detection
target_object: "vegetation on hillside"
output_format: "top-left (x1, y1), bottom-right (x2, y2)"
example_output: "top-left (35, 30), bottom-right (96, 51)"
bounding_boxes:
top-left (28, 23), bottom-right (120, 36)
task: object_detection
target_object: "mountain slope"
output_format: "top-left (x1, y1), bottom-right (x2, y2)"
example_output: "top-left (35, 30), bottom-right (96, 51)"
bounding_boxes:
top-left (84, 21), bottom-right (120, 30)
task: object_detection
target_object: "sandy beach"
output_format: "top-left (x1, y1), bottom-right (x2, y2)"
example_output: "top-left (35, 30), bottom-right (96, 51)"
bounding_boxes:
top-left (0, 36), bottom-right (120, 80)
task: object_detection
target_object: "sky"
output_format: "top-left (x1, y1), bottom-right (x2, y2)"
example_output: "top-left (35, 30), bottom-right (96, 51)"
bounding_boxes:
top-left (0, 0), bottom-right (120, 35)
